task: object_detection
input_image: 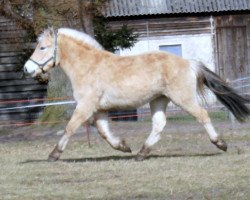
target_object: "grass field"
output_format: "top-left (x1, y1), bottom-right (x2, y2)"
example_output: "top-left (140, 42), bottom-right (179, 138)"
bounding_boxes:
top-left (0, 120), bottom-right (249, 200)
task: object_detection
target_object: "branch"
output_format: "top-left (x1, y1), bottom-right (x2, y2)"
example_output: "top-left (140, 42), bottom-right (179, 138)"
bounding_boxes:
top-left (0, 0), bottom-right (35, 32)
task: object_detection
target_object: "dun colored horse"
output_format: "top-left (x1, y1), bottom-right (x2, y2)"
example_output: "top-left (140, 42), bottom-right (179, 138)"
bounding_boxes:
top-left (24, 28), bottom-right (249, 161)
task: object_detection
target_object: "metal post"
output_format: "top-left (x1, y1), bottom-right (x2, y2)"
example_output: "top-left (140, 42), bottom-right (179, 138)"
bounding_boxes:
top-left (85, 124), bottom-right (91, 148)
top-left (229, 111), bottom-right (236, 129)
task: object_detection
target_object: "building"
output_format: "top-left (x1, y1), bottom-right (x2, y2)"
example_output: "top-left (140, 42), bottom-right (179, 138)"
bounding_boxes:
top-left (102, 0), bottom-right (250, 118)
top-left (103, 0), bottom-right (250, 81)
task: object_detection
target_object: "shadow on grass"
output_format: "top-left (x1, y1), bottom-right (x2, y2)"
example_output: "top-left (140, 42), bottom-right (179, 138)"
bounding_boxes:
top-left (21, 152), bottom-right (222, 164)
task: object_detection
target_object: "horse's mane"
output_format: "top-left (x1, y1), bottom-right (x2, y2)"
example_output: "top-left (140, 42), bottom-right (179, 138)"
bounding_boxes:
top-left (58, 28), bottom-right (103, 50)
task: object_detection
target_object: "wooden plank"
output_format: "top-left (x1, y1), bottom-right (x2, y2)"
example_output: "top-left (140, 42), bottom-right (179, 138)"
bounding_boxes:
top-left (0, 21), bottom-right (16, 26)
top-left (0, 56), bottom-right (23, 64)
top-left (0, 30), bottom-right (27, 39)
top-left (0, 72), bottom-right (24, 80)
top-left (0, 26), bottom-right (23, 32)
top-left (0, 65), bottom-right (19, 72)
top-left (0, 44), bottom-right (26, 52)
top-left (0, 92), bottom-right (46, 100)
top-left (0, 111), bottom-right (44, 122)
top-left (0, 108), bottom-right (44, 115)
top-left (0, 38), bottom-right (26, 45)
top-left (0, 52), bottom-right (25, 57)
top-left (0, 31), bottom-right (27, 41)
top-left (0, 78), bottom-right (42, 87)
top-left (0, 84), bottom-right (47, 93)
top-left (0, 17), bottom-right (12, 23)
top-left (0, 100), bottom-right (47, 109)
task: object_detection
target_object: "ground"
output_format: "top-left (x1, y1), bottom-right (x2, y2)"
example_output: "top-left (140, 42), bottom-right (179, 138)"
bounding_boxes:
top-left (0, 119), bottom-right (249, 200)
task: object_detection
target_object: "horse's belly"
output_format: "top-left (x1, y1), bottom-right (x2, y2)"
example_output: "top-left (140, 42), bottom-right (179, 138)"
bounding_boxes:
top-left (99, 89), bottom-right (160, 110)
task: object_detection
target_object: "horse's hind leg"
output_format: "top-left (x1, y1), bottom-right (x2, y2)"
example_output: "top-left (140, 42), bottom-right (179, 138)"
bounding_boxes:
top-left (170, 93), bottom-right (227, 152)
top-left (136, 96), bottom-right (169, 161)
top-left (95, 112), bottom-right (132, 153)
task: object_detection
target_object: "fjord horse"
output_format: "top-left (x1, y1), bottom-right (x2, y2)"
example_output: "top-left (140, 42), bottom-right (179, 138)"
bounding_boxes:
top-left (24, 28), bottom-right (249, 161)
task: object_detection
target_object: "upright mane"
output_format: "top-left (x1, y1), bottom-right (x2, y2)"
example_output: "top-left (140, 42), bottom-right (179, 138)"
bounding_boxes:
top-left (58, 28), bottom-right (103, 50)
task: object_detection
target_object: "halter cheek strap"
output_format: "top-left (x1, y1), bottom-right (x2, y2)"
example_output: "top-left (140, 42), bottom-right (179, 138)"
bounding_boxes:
top-left (29, 57), bottom-right (54, 74)
top-left (28, 31), bottom-right (58, 74)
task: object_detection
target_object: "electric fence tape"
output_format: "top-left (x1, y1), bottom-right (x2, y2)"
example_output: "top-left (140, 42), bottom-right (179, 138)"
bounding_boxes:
top-left (0, 100), bottom-right (76, 112)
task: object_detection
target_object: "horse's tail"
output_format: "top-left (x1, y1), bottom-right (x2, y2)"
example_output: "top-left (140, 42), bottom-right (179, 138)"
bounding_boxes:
top-left (196, 62), bottom-right (250, 122)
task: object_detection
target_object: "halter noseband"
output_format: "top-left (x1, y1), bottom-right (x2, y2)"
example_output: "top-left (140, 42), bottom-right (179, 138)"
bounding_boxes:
top-left (29, 31), bottom-right (58, 74)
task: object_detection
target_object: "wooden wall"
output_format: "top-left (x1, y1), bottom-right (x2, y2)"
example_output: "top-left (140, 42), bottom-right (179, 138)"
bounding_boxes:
top-left (0, 16), bottom-right (47, 123)
top-left (215, 14), bottom-right (250, 80)
top-left (109, 14), bottom-right (249, 80)
top-left (108, 16), bottom-right (212, 37)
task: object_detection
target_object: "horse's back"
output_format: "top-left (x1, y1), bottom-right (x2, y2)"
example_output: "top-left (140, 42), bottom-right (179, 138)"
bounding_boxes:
top-left (97, 51), bottom-right (191, 110)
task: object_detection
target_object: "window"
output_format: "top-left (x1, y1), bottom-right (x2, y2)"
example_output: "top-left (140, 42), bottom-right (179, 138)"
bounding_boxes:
top-left (159, 45), bottom-right (182, 57)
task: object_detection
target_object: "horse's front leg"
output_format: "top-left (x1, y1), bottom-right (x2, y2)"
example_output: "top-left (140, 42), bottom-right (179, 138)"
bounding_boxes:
top-left (95, 112), bottom-right (132, 153)
top-left (48, 103), bottom-right (94, 162)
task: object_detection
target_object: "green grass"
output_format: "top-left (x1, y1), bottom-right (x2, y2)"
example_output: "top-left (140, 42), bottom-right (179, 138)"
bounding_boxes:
top-left (0, 121), bottom-right (250, 200)
top-left (168, 111), bottom-right (228, 122)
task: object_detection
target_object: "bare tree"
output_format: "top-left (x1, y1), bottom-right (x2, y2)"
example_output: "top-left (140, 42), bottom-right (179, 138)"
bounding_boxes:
top-left (0, 0), bottom-right (35, 34)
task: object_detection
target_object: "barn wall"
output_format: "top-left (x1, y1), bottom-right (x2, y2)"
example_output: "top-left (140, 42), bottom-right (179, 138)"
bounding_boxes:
top-left (109, 16), bottom-right (215, 70)
top-left (0, 16), bottom-right (47, 123)
top-left (108, 15), bottom-right (216, 111)
top-left (108, 16), bottom-right (212, 37)
top-left (215, 14), bottom-right (250, 80)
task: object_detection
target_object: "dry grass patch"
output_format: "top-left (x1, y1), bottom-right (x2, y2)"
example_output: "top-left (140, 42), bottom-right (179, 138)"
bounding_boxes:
top-left (0, 121), bottom-right (249, 199)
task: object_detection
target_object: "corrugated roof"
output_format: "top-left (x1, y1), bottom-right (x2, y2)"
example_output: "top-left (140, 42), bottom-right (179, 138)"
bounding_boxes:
top-left (103, 0), bottom-right (250, 17)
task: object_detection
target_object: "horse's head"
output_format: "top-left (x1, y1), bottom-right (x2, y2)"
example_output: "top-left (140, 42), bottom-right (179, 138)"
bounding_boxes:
top-left (24, 28), bottom-right (57, 78)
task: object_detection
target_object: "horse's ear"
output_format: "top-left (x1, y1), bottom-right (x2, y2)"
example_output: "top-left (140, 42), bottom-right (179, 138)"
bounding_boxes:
top-left (48, 27), bottom-right (55, 37)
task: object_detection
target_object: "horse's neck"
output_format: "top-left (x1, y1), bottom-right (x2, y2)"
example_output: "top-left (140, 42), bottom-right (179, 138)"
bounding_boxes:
top-left (58, 37), bottom-right (95, 84)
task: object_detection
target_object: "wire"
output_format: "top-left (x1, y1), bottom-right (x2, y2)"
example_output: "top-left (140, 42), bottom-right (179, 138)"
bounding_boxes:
top-left (0, 110), bottom-right (152, 128)
top-left (0, 96), bottom-right (73, 105)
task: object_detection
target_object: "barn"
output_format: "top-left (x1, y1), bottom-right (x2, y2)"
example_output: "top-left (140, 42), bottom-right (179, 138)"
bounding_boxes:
top-left (103, 0), bottom-right (250, 81)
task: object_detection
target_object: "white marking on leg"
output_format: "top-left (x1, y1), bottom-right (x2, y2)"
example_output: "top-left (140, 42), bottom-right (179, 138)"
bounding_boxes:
top-left (58, 134), bottom-right (69, 151)
top-left (204, 123), bottom-right (218, 141)
top-left (145, 111), bottom-right (166, 147)
top-left (96, 113), bottom-right (120, 147)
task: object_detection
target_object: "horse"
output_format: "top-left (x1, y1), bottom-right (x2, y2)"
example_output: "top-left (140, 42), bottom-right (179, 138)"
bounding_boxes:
top-left (24, 28), bottom-right (249, 161)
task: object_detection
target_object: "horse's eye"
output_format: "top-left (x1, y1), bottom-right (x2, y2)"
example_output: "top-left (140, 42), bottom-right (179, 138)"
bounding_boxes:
top-left (40, 47), bottom-right (47, 51)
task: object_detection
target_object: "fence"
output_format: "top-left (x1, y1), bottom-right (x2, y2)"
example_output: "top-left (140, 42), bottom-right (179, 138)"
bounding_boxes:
top-left (137, 76), bottom-right (250, 126)
top-left (0, 76), bottom-right (249, 129)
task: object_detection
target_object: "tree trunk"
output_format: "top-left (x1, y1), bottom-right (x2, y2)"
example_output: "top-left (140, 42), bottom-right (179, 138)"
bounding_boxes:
top-left (40, 0), bottom-right (97, 122)
top-left (78, 0), bottom-right (95, 36)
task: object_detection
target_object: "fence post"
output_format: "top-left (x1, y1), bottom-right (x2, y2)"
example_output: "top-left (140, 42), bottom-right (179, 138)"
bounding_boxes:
top-left (84, 124), bottom-right (91, 148)
top-left (229, 111), bottom-right (236, 129)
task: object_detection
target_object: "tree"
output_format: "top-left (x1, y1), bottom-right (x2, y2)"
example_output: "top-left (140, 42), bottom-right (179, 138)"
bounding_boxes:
top-left (0, 0), bottom-right (138, 121)
top-left (94, 17), bottom-right (138, 52)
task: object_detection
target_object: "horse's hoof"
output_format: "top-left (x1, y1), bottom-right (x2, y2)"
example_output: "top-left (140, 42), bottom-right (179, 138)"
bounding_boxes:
top-left (48, 155), bottom-right (59, 162)
top-left (135, 154), bottom-right (146, 161)
top-left (135, 145), bottom-right (151, 161)
top-left (48, 145), bottom-right (63, 162)
top-left (211, 139), bottom-right (227, 152)
top-left (116, 140), bottom-right (132, 153)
